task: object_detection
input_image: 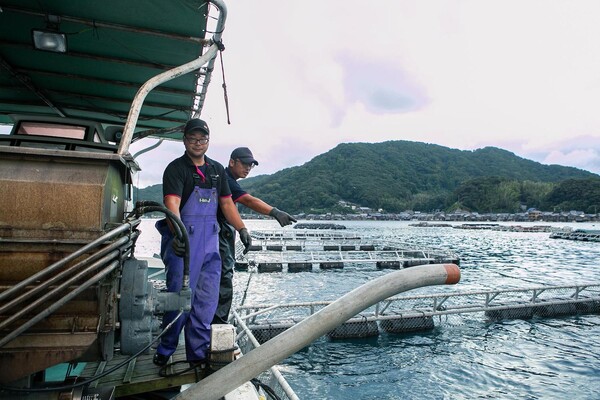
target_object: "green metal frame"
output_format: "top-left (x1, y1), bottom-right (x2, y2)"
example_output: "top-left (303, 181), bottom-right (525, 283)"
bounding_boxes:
top-left (0, 0), bottom-right (215, 137)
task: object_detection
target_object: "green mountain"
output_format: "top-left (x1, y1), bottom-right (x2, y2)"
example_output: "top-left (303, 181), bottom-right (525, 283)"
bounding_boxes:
top-left (136, 141), bottom-right (599, 214)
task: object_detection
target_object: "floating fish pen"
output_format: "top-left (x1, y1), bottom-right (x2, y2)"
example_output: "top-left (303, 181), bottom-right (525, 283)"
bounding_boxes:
top-left (454, 224), bottom-right (556, 232)
top-left (247, 237), bottom-right (403, 252)
top-left (239, 229), bottom-right (460, 272)
top-left (550, 229), bottom-right (600, 242)
top-left (251, 229), bottom-right (361, 241)
top-left (409, 222), bottom-right (453, 228)
top-left (236, 249), bottom-right (460, 272)
top-left (293, 222), bottom-right (347, 229)
top-left (234, 283), bottom-right (600, 342)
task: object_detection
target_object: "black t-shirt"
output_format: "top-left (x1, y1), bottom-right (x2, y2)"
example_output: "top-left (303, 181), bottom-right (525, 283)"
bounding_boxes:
top-left (163, 153), bottom-right (231, 210)
top-left (217, 167), bottom-right (248, 223)
top-left (225, 167), bottom-right (248, 202)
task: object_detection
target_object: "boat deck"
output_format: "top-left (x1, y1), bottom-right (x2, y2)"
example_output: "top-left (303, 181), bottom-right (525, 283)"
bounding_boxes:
top-left (80, 346), bottom-right (204, 398)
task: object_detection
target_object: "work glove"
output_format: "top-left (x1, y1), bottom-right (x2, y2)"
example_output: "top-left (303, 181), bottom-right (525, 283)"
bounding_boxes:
top-left (238, 228), bottom-right (252, 254)
top-left (269, 207), bottom-right (297, 227)
top-left (171, 236), bottom-right (186, 257)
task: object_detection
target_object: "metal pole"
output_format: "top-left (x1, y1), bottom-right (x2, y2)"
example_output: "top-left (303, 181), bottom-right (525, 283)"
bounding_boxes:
top-left (117, 45), bottom-right (219, 155)
top-left (0, 259), bottom-right (121, 348)
top-left (232, 310), bottom-right (299, 400)
top-left (117, 0), bottom-right (227, 155)
top-left (0, 235), bottom-right (132, 314)
top-left (175, 263), bottom-right (460, 400)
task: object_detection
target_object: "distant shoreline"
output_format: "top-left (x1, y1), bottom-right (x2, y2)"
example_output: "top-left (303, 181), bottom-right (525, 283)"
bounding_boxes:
top-left (240, 211), bottom-right (599, 223)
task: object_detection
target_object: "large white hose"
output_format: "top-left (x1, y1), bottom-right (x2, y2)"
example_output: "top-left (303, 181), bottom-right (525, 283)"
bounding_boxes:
top-left (175, 263), bottom-right (460, 400)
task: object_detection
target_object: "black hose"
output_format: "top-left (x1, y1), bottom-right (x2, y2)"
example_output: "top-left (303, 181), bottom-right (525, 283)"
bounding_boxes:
top-left (132, 201), bottom-right (190, 289)
top-left (251, 378), bottom-right (282, 400)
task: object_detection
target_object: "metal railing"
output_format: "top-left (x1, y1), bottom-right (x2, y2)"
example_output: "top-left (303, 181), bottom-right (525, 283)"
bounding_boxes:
top-left (236, 283), bottom-right (600, 337)
top-left (231, 310), bottom-right (300, 400)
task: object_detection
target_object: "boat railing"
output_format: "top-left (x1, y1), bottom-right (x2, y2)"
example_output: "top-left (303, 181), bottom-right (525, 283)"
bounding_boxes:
top-left (230, 310), bottom-right (300, 400)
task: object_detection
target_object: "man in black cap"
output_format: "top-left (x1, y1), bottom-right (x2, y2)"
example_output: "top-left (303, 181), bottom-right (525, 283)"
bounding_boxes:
top-left (153, 119), bottom-right (252, 366)
top-left (213, 147), bottom-right (296, 324)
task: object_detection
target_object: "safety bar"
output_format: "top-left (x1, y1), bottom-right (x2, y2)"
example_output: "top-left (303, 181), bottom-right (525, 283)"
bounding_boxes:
top-left (117, 0), bottom-right (227, 155)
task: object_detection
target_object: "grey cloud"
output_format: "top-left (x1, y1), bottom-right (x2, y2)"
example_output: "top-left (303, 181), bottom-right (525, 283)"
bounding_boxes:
top-left (336, 53), bottom-right (428, 114)
top-left (506, 135), bottom-right (600, 175)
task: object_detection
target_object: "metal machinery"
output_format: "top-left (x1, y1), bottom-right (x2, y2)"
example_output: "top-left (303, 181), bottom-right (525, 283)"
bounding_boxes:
top-left (0, 0), bottom-right (227, 393)
top-left (0, 116), bottom-right (192, 385)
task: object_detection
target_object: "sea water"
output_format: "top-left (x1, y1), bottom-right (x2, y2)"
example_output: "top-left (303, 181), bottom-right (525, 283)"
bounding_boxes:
top-left (136, 219), bottom-right (600, 399)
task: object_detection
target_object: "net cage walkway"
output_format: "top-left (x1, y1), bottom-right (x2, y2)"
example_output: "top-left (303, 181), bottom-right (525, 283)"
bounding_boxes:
top-left (236, 230), bottom-right (460, 272)
top-left (251, 229), bottom-right (362, 241)
top-left (234, 283), bottom-right (600, 343)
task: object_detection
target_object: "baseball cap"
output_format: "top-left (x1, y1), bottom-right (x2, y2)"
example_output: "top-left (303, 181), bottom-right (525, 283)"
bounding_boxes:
top-left (231, 147), bottom-right (259, 166)
top-left (183, 118), bottom-right (210, 136)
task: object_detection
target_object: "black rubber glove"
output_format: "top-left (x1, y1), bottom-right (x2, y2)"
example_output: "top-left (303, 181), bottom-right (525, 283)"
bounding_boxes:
top-left (269, 207), bottom-right (297, 227)
top-left (238, 228), bottom-right (252, 254)
top-left (171, 236), bottom-right (185, 257)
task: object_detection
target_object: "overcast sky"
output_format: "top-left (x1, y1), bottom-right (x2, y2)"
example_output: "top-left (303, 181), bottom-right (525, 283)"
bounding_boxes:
top-left (8, 1), bottom-right (600, 188)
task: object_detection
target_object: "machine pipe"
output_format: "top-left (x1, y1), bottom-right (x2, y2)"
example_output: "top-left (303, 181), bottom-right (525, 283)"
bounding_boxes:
top-left (0, 235), bottom-right (133, 315)
top-left (116, 0), bottom-right (227, 155)
top-left (0, 254), bottom-right (123, 347)
top-left (0, 220), bottom-right (140, 302)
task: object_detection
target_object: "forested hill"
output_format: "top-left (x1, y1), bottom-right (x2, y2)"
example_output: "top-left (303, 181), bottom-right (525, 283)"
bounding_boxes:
top-left (239, 141), bottom-right (598, 213)
top-left (136, 141), bottom-right (599, 214)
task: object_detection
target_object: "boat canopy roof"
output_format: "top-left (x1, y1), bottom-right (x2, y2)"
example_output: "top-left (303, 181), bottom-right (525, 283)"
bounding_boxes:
top-left (0, 0), bottom-right (216, 139)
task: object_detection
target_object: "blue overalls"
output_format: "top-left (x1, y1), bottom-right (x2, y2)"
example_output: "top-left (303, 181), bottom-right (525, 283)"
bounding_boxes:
top-left (155, 170), bottom-right (221, 362)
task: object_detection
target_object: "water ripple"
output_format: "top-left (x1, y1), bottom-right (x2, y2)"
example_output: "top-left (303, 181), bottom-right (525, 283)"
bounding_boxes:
top-left (136, 219), bottom-right (600, 399)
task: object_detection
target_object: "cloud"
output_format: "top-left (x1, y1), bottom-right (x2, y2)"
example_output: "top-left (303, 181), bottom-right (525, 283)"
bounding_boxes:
top-left (520, 136), bottom-right (600, 175)
top-left (543, 148), bottom-right (599, 171)
top-left (5, 1), bottom-right (600, 187)
top-left (336, 53), bottom-right (428, 115)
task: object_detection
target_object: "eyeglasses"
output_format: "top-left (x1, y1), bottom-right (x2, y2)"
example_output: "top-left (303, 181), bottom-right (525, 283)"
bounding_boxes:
top-left (185, 136), bottom-right (209, 145)
top-left (236, 159), bottom-right (255, 169)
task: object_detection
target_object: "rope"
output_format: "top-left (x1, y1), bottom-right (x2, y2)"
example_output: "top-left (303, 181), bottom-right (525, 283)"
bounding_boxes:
top-left (217, 41), bottom-right (231, 124)
top-left (240, 266), bottom-right (255, 307)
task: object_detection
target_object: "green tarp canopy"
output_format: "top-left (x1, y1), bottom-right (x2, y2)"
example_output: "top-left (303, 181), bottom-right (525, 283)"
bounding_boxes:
top-left (0, 0), bottom-right (216, 139)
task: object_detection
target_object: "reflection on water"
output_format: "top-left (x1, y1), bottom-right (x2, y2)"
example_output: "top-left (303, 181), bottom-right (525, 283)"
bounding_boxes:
top-left (136, 219), bottom-right (600, 399)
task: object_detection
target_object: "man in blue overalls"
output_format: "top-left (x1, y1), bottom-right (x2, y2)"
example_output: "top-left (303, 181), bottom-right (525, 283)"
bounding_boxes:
top-left (153, 118), bottom-right (252, 366)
